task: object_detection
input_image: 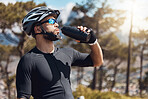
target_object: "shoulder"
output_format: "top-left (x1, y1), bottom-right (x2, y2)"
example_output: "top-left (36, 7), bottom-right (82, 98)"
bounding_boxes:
top-left (58, 47), bottom-right (83, 60)
top-left (18, 48), bottom-right (36, 68)
top-left (58, 47), bottom-right (78, 55)
top-left (21, 47), bottom-right (39, 61)
top-left (21, 48), bottom-right (35, 61)
top-left (21, 53), bottom-right (32, 62)
top-left (59, 47), bottom-right (74, 52)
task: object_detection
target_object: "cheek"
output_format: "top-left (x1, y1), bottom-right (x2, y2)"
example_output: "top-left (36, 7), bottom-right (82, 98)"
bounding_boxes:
top-left (45, 25), bottom-right (54, 32)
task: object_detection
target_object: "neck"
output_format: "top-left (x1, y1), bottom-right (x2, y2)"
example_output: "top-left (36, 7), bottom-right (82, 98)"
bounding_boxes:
top-left (36, 36), bottom-right (55, 53)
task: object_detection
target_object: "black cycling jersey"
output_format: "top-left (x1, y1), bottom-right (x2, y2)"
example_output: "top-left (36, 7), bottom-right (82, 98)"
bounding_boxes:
top-left (16, 47), bottom-right (93, 99)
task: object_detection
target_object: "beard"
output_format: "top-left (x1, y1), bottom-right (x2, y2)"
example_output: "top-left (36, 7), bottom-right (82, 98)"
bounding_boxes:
top-left (43, 31), bottom-right (62, 41)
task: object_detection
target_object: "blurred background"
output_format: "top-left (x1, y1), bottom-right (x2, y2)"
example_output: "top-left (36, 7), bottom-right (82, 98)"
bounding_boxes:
top-left (0, 0), bottom-right (148, 99)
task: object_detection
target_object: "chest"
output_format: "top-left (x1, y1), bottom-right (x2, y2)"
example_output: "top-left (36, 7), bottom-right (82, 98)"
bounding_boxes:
top-left (33, 52), bottom-right (72, 83)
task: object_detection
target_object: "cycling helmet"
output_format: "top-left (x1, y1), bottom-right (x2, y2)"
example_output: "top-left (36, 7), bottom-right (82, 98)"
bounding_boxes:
top-left (22, 6), bottom-right (60, 36)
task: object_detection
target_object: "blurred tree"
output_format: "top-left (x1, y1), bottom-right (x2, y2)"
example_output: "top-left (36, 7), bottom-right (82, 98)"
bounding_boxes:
top-left (71, 0), bottom-right (125, 35)
top-left (0, 1), bottom-right (46, 57)
top-left (132, 29), bottom-right (148, 97)
top-left (99, 33), bottom-right (128, 91)
top-left (143, 72), bottom-right (148, 92)
top-left (73, 84), bottom-right (144, 99)
top-left (0, 44), bottom-right (18, 99)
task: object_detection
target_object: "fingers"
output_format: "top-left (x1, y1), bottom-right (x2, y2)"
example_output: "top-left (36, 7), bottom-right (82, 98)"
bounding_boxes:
top-left (77, 26), bottom-right (90, 33)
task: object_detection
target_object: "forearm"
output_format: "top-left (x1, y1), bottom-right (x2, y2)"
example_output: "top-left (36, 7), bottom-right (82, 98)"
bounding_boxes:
top-left (90, 41), bottom-right (103, 67)
top-left (61, 25), bottom-right (103, 66)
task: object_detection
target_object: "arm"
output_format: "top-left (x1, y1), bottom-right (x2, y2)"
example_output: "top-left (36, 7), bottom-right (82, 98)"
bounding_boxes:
top-left (16, 55), bottom-right (32, 99)
top-left (77, 26), bottom-right (103, 67)
top-left (62, 26), bottom-right (103, 67)
top-left (89, 41), bottom-right (103, 67)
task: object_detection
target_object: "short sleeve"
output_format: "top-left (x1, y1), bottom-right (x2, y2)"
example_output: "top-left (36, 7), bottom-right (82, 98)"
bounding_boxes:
top-left (71, 48), bottom-right (94, 67)
top-left (16, 55), bottom-right (32, 99)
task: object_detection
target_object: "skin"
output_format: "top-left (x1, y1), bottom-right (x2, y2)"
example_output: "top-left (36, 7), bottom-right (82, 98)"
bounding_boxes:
top-left (33, 15), bottom-right (59, 54)
top-left (17, 15), bottom-right (103, 99)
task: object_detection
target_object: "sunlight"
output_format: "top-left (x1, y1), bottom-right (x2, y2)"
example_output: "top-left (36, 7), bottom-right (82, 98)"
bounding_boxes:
top-left (119, 0), bottom-right (148, 33)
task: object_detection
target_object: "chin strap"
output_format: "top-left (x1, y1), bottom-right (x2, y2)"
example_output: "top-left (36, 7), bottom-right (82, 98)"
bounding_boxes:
top-left (35, 25), bottom-right (62, 41)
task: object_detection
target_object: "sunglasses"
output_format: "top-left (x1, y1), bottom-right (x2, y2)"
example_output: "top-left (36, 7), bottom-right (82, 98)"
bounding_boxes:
top-left (40, 18), bottom-right (57, 25)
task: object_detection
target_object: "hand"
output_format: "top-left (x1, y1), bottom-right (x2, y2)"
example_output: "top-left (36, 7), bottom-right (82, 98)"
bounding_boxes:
top-left (77, 26), bottom-right (97, 44)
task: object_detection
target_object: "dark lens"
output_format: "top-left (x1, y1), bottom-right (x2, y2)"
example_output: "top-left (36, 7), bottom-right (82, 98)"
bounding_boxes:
top-left (48, 19), bottom-right (55, 24)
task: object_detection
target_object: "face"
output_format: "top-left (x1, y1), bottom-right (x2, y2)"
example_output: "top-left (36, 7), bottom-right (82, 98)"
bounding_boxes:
top-left (41, 15), bottom-right (60, 36)
top-left (34, 15), bottom-right (60, 41)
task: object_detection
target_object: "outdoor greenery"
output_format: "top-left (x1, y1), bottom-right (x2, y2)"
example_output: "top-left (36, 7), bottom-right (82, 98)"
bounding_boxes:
top-left (73, 85), bottom-right (147, 99)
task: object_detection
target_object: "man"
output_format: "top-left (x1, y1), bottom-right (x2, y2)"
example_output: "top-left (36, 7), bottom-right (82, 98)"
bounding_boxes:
top-left (16, 6), bottom-right (103, 99)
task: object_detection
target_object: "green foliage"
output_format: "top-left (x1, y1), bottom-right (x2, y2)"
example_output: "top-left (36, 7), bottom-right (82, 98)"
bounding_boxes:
top-left (99, 33), bottom-right (128, 61)
top-left (132, 30), bottom-right (148, 41)
top-left (73, 0), bottom-right (95, 14)
top-left (132, 29), bottom-right (148, 53)
top-left (4, 74), bottom-right (16, 89)
top-left (0, 1), bottom-right (46, 30)
top-left (73, 85), bottom-right (101, 99)
top-left (71, 0), bottom-right (125, 34)
top-left (0, 44), bottom-right (18, 61)
top-left (73, 85), bottom-right (145, 99)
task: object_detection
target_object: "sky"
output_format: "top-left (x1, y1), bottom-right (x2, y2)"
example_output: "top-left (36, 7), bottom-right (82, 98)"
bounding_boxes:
top-left (1, 0), bottom-right (148, 29)
top-left (110, 0), bottom-right (148, 32)
top-left (1, 0), bottom-right (83, 9)
top-left (1, 0), bottom-right (148, 43)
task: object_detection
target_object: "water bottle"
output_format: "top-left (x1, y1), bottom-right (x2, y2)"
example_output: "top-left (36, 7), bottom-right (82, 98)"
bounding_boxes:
top-left (61, 26), bottom-right (91, 42)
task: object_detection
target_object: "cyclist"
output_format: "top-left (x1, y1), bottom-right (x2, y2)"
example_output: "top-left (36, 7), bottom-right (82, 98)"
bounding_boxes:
top-left (16, 6), bottom-right (103, 99)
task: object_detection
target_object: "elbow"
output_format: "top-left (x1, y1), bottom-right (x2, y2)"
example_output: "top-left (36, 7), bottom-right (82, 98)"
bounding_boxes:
top-left (100, 59), bottom-right (104, 66)
top-left (94, 59), bottom-right (104, 67)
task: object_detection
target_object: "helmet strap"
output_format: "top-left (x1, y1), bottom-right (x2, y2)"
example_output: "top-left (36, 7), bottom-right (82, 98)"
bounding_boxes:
top-left (35, 25), bottom-right (62, 41)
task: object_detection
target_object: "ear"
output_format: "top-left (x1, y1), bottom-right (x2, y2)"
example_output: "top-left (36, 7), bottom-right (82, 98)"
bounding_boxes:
top-left (34, 26), bottom-right (42, 33)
